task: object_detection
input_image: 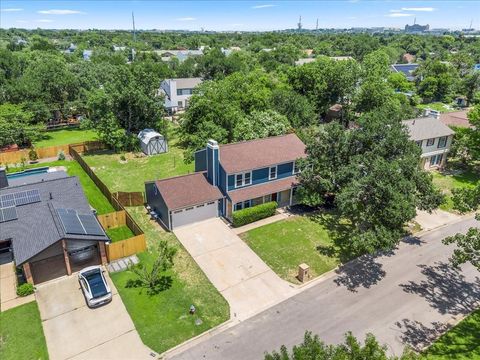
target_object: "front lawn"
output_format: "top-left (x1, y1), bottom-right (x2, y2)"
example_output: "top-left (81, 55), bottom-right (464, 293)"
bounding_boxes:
top-left (240, 214), bottom-right (349, 283)
top-left (6, 160), bottom-right (114, 214)
top-left (0, 301), bottom-right (49, 360)
top-left (432, 170), bottom-right (480, 212)
top-left (82, 127), bottom-right (193, 192)
top-left (106, 225), bottom-right (135, 242)
top-left (34, 128), bottom-right (97, 148)
top-left (110, 207), bottom-right (229, 354)
top-left (423, 309), bottom-right (480, 359)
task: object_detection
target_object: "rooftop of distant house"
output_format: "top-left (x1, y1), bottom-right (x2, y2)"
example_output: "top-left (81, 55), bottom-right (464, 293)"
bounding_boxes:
top-left (402, 116), bottom-right (455, 141)
top-left (440, 110), bottom-right (473, 128)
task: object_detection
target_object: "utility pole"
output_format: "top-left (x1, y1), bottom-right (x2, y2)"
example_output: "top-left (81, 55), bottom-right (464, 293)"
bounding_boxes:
top-left (316, 18), bottom-right (319, 31)
top-left (297, 15), bottom-right (302, 31)
top-left (131, 11), bottom-right (136, 61)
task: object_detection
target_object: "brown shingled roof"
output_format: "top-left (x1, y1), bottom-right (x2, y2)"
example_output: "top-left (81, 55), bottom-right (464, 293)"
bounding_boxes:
top-left (155, 172), bottom-right (223, 210)
top-left (219, 133), bottom-right (306, 174)
top-left (440, 110), bottom-right (473, 129)
top-left (228, 177), bottom-right (299, 204)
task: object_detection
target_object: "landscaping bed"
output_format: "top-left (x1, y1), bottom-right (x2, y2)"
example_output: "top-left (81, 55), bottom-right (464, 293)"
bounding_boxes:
top-left (240, 214), bottom-right (348, 283)
top-left (0, 301), bottom-right (49, 360)
top-left (109, 207), bottom-right (229, 354)
top-left (423, 309), bottom-right (480, 359)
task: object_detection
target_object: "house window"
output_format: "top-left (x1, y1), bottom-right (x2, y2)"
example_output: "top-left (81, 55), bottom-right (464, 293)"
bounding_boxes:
top-left (429, 154), bottom-right (443, 166)
top-left (234, 200), bottom-right (251, 211)
top-left (437, 136), bottom-right (447, 148)
top-left (293, 161), bottom-right (300, 175)
top-left (415, 140), bottom-right (423, 147)
top-left (177, 101), bottom-right (183, 107)
top-left (185, 207), bottom-right (194, 211)
top-left (269, 166), bottom-right (277, 180)
top-left (426, 138), bottom-right (435, 146)
top-left (235, 172), bottom-right (252, 188)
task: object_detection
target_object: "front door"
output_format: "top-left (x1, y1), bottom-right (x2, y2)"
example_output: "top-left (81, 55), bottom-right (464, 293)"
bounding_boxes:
top-left (271, 193), bottom-right (278, 202)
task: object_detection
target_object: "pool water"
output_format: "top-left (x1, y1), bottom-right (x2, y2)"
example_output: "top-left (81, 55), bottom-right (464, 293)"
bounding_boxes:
top-left (6, 167), bottom-right (49, 179)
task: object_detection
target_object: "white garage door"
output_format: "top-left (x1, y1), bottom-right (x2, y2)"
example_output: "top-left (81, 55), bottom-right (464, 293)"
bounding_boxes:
top-left (171, 201), bottom-right (218, 229)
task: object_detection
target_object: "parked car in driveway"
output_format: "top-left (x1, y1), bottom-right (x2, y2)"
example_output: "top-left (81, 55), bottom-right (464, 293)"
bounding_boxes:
top-left (78, 266), bottom-right (112, 308)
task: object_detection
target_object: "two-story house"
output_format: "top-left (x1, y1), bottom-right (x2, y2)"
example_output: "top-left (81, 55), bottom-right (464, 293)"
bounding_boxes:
top-left (159, 78), bottom-right (203, 114)
top-left (145, 133), bottom-right (306, 230)
top-left (402, 116), bottom-right (455, 170)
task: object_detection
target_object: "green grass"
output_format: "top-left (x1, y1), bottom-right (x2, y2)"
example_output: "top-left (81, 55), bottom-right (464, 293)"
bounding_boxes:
top-left (0, 301), bottom-right (49, 360)
top-left (240, 214), bottom-right (348, 283)
top-left (432, 170), bottom-right (480, 212)
top-left (106, 225), bottom-right (135, 243)
top-left (82, 128), bottom-right (193, 192)
top-left (6, 160), bottom-right (114, 214)
top-left (416, 102), bottom-right (455, 113)
top-left (34, 128), bottom-right (97, 148)
top-left (423, 309), bottom-right (480, 359)
top-left (110, 207), bottom-right (229, 354)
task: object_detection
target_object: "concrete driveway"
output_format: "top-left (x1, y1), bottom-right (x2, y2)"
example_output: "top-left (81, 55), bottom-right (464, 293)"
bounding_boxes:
top-left (35, 272), bottom-right (153, 360)
top-left (174, 218), bottom-right (296, 320)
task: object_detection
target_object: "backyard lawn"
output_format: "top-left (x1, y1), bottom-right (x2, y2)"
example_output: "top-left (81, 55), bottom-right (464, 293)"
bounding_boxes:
top-left (34, 128), bottom-right (97, 148)
top-left (110, 207), bottom-right (229, 354)
top-left (240, 214), bottom-right (349, 283)
top-left (423, 309), bottom-right (479, 359)
top-left (6, 160), bottom-right (114, 214)
top-left (432, 170), bottom-right (480, 212)
top-left (82, 128), bottom-right (193, 192)
top-left (106, 225), bottom-right (135, 242)
top-left (0, 301), bottom-right (49, 360)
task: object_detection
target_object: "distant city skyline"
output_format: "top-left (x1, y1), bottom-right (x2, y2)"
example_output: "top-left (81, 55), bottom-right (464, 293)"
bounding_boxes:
top-left (1, 1), bottom-right (478, 31)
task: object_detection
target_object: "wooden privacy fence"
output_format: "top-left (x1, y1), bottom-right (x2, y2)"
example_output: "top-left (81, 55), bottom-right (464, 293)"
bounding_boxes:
top-left (0, 141), bottom-right (105, 165)
top-left (106, 234), bottom-right (147, 262)
top-left (97, 210), bottom-right (127, 229)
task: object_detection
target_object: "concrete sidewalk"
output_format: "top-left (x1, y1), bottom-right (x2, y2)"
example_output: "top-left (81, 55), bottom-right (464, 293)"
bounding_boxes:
top-left (415, 209), bottom-right (462, 232)
top-left (0, 261), bottom-right (35, 312)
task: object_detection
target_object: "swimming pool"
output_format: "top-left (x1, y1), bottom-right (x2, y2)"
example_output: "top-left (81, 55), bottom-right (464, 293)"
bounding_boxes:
top-left (6, 167), bottom-right (50, 179)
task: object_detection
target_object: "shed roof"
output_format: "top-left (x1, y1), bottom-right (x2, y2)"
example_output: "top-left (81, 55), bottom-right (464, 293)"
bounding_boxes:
top-left (138, 129), bottom-right (163, 145)
top-left (0, 176), bottom-right (108, 265)
top-left (402, 117), bottom-right (455, 141)
top-left (155, 172), bottom-right (223, 210)
top-left (219, 133), bottom-right (307, 174)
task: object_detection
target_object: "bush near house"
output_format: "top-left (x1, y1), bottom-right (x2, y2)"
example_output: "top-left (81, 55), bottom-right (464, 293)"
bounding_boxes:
top-left (233, 201), bottom-right (277, 227)
top-left (16, 283), bottom-right (34, 297)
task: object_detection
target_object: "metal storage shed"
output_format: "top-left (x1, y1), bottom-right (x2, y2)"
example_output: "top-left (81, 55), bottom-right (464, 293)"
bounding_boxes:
top-left (138, 129), bottom-right (168, 156)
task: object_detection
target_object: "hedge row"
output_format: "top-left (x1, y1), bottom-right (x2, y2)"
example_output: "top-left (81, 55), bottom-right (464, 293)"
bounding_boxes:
top-left (232, 201), bottom-right (278, 227)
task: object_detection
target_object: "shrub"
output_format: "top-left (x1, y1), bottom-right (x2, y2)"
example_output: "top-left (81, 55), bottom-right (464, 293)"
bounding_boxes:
top-left (16, 283), bottom-right (34, 297)
top-left (120, 154), bottom-right (126, 161)
top-left (57, 150), bottom-right (65, 160)
top-left (28, 148), bottom-right (38, 161)
top-left (232, 201), bottom-right (277, 227)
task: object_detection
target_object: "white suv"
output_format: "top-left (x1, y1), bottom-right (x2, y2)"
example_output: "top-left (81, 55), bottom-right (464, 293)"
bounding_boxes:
top-left (78, 266), bottom-right (112, 308)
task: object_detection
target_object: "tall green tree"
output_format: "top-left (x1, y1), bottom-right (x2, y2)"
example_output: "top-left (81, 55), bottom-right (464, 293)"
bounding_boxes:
top-left (0, 103), bottom-right (42, 147)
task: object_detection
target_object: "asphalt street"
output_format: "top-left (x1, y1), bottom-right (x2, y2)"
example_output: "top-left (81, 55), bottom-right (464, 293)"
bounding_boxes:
top-left (170, 216), bottom-right (480, 360)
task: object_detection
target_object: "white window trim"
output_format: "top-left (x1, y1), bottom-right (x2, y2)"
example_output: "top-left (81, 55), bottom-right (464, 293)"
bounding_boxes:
top-left (292, 161), bottom-right (300, 175)
top-left (234, 171), bottom-right (252, 188)
top-left (269, 166), bottom-right (278, 180)
top-left (426, 138), bottom-right (435, 147)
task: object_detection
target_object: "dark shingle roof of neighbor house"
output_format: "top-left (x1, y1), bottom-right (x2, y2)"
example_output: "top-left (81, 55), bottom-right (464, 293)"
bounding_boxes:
top-left (228, 177), bottom-right (300, 204)
top-left (390, 64), bottom-right (419, 80)
top-left (0, 176), bottom-right (108, 265)
top-left (440, 110), bottom-right (473, 128)
top-left (173, 77), bottom-right (203, 89)
top-left (219, 133), bottom-right (307, 174)
top-left (402, 117), bottom-right (455, 141)
top-left (155, 172), bottom-right (223, 210)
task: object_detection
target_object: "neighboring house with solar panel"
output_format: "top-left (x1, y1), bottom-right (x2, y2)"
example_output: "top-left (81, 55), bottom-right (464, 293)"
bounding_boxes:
top-left (390, 63), bottom-right (420, 81)
top-left (402, 116), bottom-right (455, 170)
top-left (0, 167), bottom-right (109, 285)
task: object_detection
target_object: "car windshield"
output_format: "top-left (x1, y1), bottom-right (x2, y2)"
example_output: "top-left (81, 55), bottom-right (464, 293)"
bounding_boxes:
top-left (84, 270), bottom-right (108, 298)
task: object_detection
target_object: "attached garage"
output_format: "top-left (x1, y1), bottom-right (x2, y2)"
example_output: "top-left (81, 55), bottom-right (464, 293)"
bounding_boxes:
top-left (145, 172), bottom-right (223, 231)
top-left (31, 254), bottom-right (68, 284)
top-left (171, 200), bottom-right (219, 229)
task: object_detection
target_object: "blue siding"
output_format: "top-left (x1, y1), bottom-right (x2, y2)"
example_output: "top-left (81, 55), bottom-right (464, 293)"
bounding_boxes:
top-left (218, 165), bottom-right (227, 193)
top-left (145, 182), bottom-right (170, 229)
top-left (194, 149), bottom-right (207, 172)
top-left (206, 146), bottom-right (219, 186)
top-left (226, 162), bottom-right (295, 191)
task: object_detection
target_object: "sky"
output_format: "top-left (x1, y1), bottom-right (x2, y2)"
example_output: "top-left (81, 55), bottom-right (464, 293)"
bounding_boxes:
top-left (0, 1), bottom-right (478, 31)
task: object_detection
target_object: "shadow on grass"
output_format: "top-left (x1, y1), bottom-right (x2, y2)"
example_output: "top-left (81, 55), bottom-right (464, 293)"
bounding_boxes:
top-left (125, 275), bottom-right (173, 295)
top-left (395, 319), bottom-right (450, 352)
top-left (399, 262), bottom-right (480, 316)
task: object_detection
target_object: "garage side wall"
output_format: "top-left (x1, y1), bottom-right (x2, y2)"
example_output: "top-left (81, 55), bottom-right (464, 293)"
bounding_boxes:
top-left (145, 182), bottom-right (170, 229)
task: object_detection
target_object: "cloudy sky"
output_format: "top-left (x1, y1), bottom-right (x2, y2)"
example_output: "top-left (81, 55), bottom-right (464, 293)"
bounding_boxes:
top-left (0, 1), bottom-right (478, 31)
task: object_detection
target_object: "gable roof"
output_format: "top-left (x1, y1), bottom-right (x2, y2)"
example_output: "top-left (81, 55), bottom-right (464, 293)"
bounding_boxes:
top-left (390, 64), bottom-right (419, 80)
top-left (440, 110), bottom-right (473, 128)
top-left (0, 176), bottom-right (108, 265)
top-left (138, 129), bottom-right (163, 145)
top-left (155, 172), bottom-right (223, 210)
top-left (402, 117), bottom-right (455, 141)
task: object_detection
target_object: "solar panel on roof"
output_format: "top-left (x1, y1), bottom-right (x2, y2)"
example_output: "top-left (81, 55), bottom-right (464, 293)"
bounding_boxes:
top-left (1, 189), bottom-right (41, 207)
top-left (0, 206), bottom-right (18, 223)
top-left (56, 208), bottom-right (106, 237)
top-left (0, 193), bottom-right (15, 207)
top-left (78, 214), bottom-right (105, 236)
